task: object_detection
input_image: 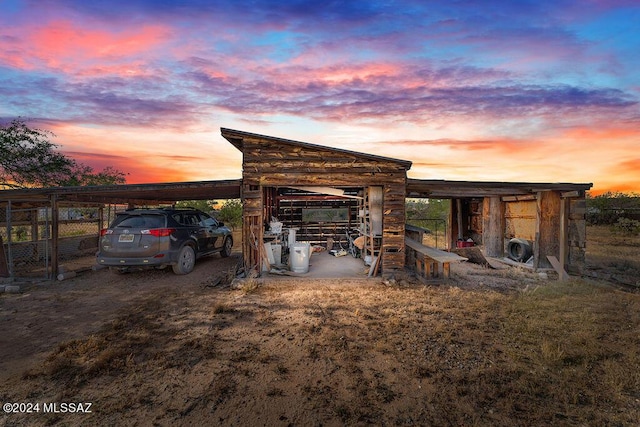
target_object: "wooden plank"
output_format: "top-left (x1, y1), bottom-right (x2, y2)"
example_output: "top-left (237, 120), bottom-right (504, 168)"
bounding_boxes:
top-left (404, 238), bottom-right (467, 263)
top-left (561, 190), bottom-right (581, 198)
top-left (368, 256), bottom-right (379, 277)
top-left (547, 255), bottom-right (570, 281)
top-left (502, 195), bottom-right (537, 202)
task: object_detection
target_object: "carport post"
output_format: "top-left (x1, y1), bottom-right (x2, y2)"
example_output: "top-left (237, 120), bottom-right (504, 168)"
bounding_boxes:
top-left (50, 194), bottom-right (58, 280)
top-left (4, 201), bottom-right (13, 277)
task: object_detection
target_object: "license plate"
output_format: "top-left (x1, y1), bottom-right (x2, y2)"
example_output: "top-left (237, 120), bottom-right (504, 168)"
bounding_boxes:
top-left (118, 234), bottom-right (135, 242)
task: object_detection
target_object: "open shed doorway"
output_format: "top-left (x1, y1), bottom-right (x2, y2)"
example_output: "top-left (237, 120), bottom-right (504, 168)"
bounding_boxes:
top-left (261, 186), bottom-right (383, 278)
top-left (405, 198), bottom-right (452, 250)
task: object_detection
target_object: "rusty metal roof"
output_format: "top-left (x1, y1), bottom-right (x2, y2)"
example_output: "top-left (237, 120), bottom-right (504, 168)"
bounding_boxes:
top-left (0, 179), bottom-right (242, 207)
top-left (407, 179), bottom-right (592, 198)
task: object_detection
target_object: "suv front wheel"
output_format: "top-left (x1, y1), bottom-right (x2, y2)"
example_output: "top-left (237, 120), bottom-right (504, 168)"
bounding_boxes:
top-left (173, 245), bottom-right (196, 275)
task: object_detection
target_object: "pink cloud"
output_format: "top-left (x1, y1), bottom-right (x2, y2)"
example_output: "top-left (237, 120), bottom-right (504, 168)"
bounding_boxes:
top-left (2, 20), bottom-right (172, 74)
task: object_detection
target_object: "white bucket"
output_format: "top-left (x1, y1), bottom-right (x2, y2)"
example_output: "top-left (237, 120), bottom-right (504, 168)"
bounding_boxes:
top-left (290, 242), bottom-right (310, 273)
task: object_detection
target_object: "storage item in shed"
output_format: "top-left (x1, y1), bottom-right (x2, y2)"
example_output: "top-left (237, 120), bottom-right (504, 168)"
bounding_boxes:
top-left (271, 244), bottom-right (282, 265)
top-left (269, 221), bottom-right (283, 234)
top-left (290, 242), bottom-right (311, 273)
top-left (287, 228), bottom-right (299, 248)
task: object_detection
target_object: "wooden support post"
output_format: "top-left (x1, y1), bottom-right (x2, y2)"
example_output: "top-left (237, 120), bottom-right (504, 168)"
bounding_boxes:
top-left (51, 194), bottom-right (59, 280)
top-left (482, 196), bottom-right (505, 257)
top-left (443, 262), bottom-right (451, 280)
top-left (534, 191), bottom-right (561, 270)
top-left (560, 198), bottom-right (568, 275)
top-left (456, 199), bottom-right (463, 240)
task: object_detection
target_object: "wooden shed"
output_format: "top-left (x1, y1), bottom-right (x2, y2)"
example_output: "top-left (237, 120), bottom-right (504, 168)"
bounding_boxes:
top-left (221, 128), bottom-right (412, 276)
top-left (406, 179), bottom-right (593, 274)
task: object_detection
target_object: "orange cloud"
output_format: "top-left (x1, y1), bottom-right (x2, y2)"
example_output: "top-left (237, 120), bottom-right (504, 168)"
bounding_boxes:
top-left (617, 158), bottom-right (640, 173)
top-left (64, 151), bottom-right (190, 184)
top-left (562, 127), bottom-right (640, 140)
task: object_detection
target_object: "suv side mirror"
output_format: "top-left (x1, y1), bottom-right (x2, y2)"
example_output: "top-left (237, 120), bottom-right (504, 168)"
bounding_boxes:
top-left (218, 221), bottom-right (225, 227)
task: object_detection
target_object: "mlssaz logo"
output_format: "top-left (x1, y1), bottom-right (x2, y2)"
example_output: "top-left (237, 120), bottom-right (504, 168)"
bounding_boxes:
top-left (43, 402), bottom-right (92, 413)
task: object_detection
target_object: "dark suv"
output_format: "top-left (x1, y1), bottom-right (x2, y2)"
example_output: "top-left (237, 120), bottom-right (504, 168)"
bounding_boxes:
top-left (96, 208), bottom-right (233, 275)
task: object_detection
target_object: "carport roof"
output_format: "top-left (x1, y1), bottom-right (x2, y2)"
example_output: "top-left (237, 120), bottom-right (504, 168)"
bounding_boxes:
top-left (0, 179), bottom-right (242, 207)
top-left (407, 179), bottom-right (593, 198)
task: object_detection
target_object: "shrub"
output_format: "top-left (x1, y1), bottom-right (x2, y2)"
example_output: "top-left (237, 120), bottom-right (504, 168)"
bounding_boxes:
top-left (218, 199), bottom-right (242, 230)
top-left (612, 217), bottom-right (640, 234)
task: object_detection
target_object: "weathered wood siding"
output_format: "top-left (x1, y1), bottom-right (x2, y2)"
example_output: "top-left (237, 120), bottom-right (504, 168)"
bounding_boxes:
top-left (238, 135), bottom-right (410, 275)
top-left (504, 200), bottom-right (537, 241)
top-left (382, 182), bottom-right (407, 273)
top-left (567, 197), bottom-right (587, 273)
top-left (241, 180), bottom-right (263, 272)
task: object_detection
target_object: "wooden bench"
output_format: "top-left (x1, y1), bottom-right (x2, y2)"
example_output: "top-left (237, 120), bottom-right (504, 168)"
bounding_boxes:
top-left (405, 237), bottom-right (467, 282)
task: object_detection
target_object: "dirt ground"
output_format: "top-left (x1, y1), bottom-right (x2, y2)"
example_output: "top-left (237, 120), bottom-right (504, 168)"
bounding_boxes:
top-left (0, 231), bottom-right (638, 426)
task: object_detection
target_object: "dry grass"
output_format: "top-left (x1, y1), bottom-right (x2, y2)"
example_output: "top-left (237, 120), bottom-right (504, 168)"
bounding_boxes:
top-left (1, 227), bottom-right (639, 426)
top-left (587, 225), bottom-right (640, 288)
top-left (5, 277), bottom-right (638, 426)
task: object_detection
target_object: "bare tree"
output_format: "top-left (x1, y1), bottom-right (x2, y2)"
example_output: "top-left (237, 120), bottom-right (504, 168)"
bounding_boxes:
top-left (0, 119), bottom-right (126, 188)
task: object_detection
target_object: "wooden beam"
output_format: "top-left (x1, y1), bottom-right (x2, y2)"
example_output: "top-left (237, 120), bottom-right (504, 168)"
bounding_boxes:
top-left (547, 256), bottom-right (570, 281)
top-left (456, 199), bottom-right (463, 240)
top-left (534, 191), bottom-right (561, 270)
top-left (287, 186), bottom-right (363, 199)
top-left (560, 197), bottom-right (568, 274)
top-left (502, 195), bottom-right (537, 202)
top-left (482, 196), bottom-right (505, 257)
top-left (561, 190), bottom-right (581, 198)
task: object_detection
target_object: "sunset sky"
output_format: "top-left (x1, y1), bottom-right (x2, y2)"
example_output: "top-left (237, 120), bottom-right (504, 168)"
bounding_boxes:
top-left (1, 0), bottom-right (639, 194)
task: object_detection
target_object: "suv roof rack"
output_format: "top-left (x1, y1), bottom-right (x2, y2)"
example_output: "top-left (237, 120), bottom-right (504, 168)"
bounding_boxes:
top-left (123, 207), bottom-right (200, 212)
top-left (162, 207), bottom-right (198, 211)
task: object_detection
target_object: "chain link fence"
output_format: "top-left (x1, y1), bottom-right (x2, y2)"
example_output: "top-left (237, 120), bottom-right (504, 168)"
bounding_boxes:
top-left (1, 203), bottom-right (130, 280)
top-left (1, 206), bottom-right (51, 279)
top-left (405, 218), bottom-right (449, 249)
top-left (56, 205), bottom-right (102, 267)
